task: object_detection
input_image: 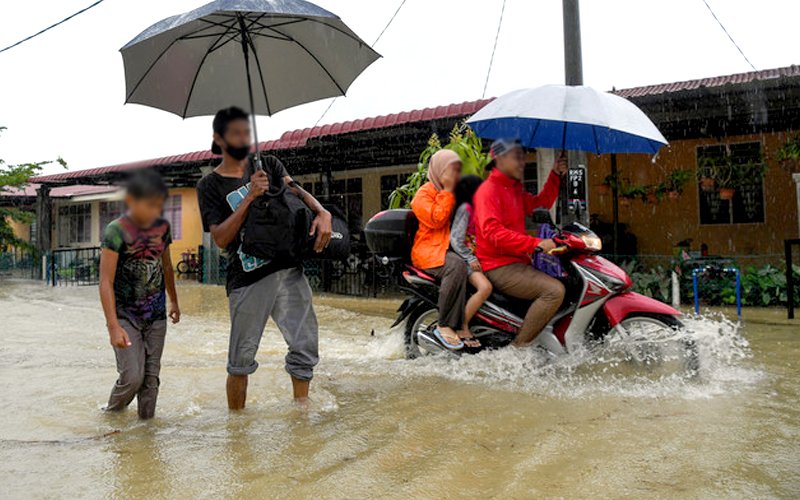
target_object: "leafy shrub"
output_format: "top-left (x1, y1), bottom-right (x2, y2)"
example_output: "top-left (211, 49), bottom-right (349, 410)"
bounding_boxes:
top-left (619, 261), bottom-right (800, 307)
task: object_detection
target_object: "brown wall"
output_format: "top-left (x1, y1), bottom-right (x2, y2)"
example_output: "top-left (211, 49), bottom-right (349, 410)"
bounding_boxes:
top-left (587, 132), bottom-right (798, 260)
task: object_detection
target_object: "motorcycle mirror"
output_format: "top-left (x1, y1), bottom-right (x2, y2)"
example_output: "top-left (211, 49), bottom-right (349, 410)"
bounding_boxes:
top-left (532, 209), bottom-right (555, 226)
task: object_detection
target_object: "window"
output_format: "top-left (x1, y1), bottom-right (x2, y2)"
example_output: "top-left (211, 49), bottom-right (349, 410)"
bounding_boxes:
top-left (329, 177), bottom-right (363, 232)
top-left (697, 142), bottom-right (765, 225)
top-left (99, 200), bottom-right (125, 236)
top-left (57, 203), bottom-right (91, 246)
top-left (523, 162), bottom-right (539, 195)
top-left (380, 173), bottom-right (407, 210)
top-left (163, 195), bottom-right (182, 240)
top-left (299, 178), bottom-right (363, 231)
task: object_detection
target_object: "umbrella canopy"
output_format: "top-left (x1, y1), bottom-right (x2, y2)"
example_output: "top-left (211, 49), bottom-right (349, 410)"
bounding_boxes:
top-left (467, 85), bottom-right (667, 154)
top-left (121, 0), bottom-right (380, 118)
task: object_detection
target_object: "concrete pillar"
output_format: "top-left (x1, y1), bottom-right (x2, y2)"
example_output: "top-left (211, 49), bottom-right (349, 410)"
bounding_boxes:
top-left (35, 185), bottom-right (52, 280)
top-left (537, 148), bottom-right (557, 222)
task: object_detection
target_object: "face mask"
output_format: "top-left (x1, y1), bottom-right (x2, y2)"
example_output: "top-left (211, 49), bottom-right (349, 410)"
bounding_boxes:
top-left (225, 144), bottom-right (251, 161)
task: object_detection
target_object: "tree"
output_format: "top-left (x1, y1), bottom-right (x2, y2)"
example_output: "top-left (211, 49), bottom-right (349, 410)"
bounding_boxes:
top-left (0, 127), bottom-right (66, 250)
top-left (388, 121), bottom-right (491, 209)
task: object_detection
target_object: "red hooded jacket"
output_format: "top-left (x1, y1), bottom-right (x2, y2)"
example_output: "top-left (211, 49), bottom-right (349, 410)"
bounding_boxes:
top-left (474, 168), bottom-right (561, 272)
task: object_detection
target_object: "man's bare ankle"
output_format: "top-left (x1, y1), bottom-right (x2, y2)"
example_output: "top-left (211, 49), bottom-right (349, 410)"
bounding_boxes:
top-left (227, 374), bottom-right (248, 410)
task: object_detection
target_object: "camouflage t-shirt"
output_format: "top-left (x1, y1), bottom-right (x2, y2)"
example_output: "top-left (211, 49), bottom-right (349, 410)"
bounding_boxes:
top-left (102, 215), bottom-right (172, 328)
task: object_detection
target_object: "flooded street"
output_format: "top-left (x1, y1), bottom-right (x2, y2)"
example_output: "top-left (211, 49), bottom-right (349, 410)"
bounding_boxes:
top-left (1, 280), bottom-right (798, 498)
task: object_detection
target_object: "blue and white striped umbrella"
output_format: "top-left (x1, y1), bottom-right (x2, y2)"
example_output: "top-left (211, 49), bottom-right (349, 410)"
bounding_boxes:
top-left (467, 85), bottom-right (668, 154)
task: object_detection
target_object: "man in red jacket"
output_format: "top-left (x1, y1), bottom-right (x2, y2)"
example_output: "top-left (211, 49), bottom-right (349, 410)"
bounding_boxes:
top-left (474, 139), bottom-right (568, 347)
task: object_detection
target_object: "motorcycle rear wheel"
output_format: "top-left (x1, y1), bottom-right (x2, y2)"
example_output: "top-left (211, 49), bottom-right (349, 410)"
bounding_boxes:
top-left (404, 307), bottom-right (438, 359)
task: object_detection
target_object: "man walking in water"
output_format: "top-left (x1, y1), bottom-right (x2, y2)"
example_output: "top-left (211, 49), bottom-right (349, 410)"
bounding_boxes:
top-left (197, 107), bottom-right (332, 408)
top-left (473, 139), bottom-right (568, 347)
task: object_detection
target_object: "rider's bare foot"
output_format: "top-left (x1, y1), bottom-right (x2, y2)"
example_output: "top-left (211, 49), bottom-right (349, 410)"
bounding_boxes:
top-left (458, 328), bottom-right (481, 348)
top-left (437, 326), bottom-right (462, 347)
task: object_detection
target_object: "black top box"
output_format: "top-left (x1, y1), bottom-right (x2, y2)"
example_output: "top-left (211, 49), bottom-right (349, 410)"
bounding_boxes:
top-left (364, 209), bottom-right (418, 258)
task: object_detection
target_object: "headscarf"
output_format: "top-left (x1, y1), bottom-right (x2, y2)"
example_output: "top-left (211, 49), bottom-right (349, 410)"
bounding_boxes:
top-left (427, 149), bottom-right (461, 191)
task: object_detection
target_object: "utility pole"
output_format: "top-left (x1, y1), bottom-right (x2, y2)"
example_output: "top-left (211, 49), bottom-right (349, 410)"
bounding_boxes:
top-left (560, 0), bottom-right (589, 226)
top-left (563, 0), bottom-right (583, 86)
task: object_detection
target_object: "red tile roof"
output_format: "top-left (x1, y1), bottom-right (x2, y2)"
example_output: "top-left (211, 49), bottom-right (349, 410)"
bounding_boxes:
top-left (614, 65), bottom-right (800, 98)
top-left (32, 99), bottom-right (493, 183)
top-left (31, 64), bottom-right (800, 184)
top-left (1, 184), bottom-right (119, 198)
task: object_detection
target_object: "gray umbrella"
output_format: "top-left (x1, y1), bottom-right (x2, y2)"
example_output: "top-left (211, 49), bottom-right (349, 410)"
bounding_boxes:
top-left (121, 0), bottom-right (380, 168)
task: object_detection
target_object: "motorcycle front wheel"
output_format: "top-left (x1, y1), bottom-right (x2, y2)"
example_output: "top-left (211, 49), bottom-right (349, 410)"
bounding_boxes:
top-left (603, 313), bottom-right (699, 378)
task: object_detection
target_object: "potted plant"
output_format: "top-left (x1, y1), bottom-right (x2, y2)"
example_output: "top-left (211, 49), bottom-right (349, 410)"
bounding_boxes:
top-left (619, 183), bottom-right (647, 207)
top-left (664, 169), bottom-right (692, 200)
top-left (776, 134), bottom-right (800, 173)
top-left (706, 155), bottom-right (736, 200)
top-left (697, 156), bottom-right (717, 192)
top-left (597, 174), bottom-right (616, 196)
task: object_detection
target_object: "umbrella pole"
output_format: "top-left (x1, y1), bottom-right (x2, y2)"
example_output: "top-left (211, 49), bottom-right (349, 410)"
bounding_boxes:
top-left (611, 153), bottom-right (619, 258)
top-left (239, 16), bottom-right (263, 171)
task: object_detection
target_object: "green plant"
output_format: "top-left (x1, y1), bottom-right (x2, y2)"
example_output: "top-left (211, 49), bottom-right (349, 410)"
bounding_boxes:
top-left (663, 168), bottom-right (693, 194)
top-left (0, 127), bottom-right (67, 250)
top-left (776, 134), bottom-right (800, 162)
top-left (388, 122), bottom-right (490, 208)
top-left (619, 182), bottom-right (647, 201)
top-left (735, 160), bottom-right (768, 186)
top-left (630, 266), bottom-right (672, 303)
top-left (698, 147), bottom-right (766, 191)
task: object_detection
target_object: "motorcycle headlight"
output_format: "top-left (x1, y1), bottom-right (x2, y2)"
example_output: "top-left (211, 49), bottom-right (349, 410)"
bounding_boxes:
top-left (581, 234), bottom-right (602, 251)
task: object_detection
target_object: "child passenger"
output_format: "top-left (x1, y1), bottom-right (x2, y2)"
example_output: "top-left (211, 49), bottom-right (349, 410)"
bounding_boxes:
top-left (450, 175), bottom-right (492, 349)
top-left (99, 169), bottom-right (180, 419)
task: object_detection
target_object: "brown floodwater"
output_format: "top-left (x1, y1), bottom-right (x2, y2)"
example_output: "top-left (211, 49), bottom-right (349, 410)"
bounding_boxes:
top-left (0, 280), bottom-right (798, 498)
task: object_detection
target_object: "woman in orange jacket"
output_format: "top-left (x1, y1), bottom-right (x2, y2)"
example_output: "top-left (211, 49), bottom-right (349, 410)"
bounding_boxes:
top-left (410, 149), bottom-right (468, 350)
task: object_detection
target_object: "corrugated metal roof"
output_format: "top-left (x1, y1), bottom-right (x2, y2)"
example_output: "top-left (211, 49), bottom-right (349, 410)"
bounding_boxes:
top-left (31, 65), bottom-right (800, 184)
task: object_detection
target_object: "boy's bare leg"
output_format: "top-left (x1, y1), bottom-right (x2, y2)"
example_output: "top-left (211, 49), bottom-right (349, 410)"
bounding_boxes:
top-left (227, 374), bottom-right (248, 410)
top-left (292, 377), bottom-right (310, 402)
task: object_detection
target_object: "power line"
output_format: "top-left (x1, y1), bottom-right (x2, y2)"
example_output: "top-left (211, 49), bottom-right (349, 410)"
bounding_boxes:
top-left (0, 0), bottom-right (107, 55)
top-left (483, 0), bottom-right (507, 99)
top-left (314, 0), bottom-right (408, 127)
top-left (700, 0), bottom-right (757, 71)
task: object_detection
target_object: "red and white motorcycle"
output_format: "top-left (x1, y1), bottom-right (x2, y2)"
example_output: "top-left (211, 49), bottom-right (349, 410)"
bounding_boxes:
top-left (365, 209), bottom-right (698, 374)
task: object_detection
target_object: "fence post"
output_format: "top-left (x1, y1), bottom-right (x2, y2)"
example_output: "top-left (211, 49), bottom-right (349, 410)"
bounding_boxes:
top-left (787, 239), bottom-right (796, 320)
top-left (671, 271), bottom-right (680, 308)
top-left (50, 252), bottom-right (56, 287)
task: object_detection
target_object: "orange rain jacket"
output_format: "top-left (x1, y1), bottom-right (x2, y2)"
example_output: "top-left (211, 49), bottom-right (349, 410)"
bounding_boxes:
top-left (410, 181), bottom-right (456, 269)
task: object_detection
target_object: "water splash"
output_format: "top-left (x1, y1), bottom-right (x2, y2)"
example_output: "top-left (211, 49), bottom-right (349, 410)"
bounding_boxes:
top-left (365, 313), bottom-right (761, 400)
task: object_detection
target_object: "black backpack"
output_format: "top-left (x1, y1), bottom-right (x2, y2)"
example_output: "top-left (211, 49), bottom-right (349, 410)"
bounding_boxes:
top-left (240, 158), bottom-right (350, 261)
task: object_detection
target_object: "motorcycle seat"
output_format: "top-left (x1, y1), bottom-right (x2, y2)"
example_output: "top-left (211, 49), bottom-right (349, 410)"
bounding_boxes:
top-left (405, 265), bottom-right (437, 283)
top-left (485, 292), bottom-right (533, 318)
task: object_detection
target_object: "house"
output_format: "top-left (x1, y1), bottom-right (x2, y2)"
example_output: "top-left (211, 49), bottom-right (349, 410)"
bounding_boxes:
top-left (11, 64), bottom-right (800, 279)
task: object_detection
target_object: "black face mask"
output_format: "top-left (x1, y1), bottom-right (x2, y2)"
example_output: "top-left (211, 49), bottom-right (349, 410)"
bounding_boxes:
top-left (225, 144), bottom-right (251, 161)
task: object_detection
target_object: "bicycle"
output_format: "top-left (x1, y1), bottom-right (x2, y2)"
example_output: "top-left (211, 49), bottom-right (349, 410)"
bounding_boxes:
top-left (177, 250), bottom-right (200, 274)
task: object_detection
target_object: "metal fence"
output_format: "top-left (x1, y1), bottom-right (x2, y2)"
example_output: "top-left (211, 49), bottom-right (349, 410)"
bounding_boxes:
top-left (200, 241), bottom-right (403, 297)
top-left (0, 247), bottom-right (37, 280)
top-left (50, 247), bottom-right (101, 286)
top-left (304, 251), bottom-right (402, 297)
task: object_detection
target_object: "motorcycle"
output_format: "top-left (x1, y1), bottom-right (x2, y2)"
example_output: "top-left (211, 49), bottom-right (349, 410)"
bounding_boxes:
top-left (364, 209), bottom-right (698, 374)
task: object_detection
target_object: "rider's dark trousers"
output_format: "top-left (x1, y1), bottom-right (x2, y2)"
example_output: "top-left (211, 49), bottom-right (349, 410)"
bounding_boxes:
top-left (424, 251), bottom-right (468, 330)
top-left (486, 263), bottom-right (565, 345)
